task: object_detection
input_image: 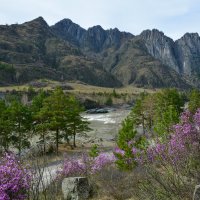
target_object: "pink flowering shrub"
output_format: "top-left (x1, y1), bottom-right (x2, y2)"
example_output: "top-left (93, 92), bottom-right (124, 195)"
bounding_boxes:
top-left (57, 158), bottom-right (86, 178)
top-left (113, 109), bottom-right (200, 166)
top-left (56, 109), bottom-right (200, 199)
top-left (114, 147), bottom-right (125, 156)
top-left (142, 109), bottom-right (200, 165)
top-left (57, 152), bottom-right (116, 179)
top-left (0, 153), bottom-right (31, 200)
top-left (91, 153), bottom-right (116, 173)
top-left (126, 109), bottom-right (200, 200)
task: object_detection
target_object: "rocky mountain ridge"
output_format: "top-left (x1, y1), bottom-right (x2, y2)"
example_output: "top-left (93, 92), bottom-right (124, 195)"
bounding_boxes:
top-left (0, 16), bottom-right (200, 89)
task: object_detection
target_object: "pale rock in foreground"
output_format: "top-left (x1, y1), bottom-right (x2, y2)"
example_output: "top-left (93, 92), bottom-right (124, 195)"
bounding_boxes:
top-left (193, 185), bottom-right (200, 200)
top-left (62, 177), bottom-right (90, 200)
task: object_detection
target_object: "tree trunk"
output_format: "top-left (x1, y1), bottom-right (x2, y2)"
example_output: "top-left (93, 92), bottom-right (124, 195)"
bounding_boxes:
top-left (73, 134), bottom-right (76, 148)
top-left (56, 129), bottom-right (59, 155)
top-left (42, 132), bottom-right (46, 154)
top-left (73, 124), bottom-right (76, 147)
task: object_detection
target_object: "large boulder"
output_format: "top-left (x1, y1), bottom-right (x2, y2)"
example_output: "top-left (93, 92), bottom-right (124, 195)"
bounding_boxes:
top-left (62, 177), bottom-right (90, 200)
top-left (193, 185), bottom-right (200, 200)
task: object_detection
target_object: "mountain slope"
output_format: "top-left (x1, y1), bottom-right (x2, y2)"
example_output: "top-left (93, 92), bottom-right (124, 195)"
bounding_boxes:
top-left (102, 37), bottom-right (190, 88)
top-left (0, 17), bottom-right (200, 89)
top-left (0, 17), bottom-right (121, 87)
top-left (52, 19), bottom-right (199, 88)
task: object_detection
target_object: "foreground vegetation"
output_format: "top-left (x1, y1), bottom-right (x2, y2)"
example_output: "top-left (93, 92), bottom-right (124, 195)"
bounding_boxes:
top-left (0, 88), bottom-right (200, 199)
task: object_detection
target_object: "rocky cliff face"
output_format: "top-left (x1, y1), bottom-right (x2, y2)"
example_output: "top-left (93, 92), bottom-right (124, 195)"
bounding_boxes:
top-left (140, 29), bottom-right (200, 77)
top-left (51, 19), bottom-right (86, 45)
top-left (140, 29), bottom-right (179, 73)
top-left (53, 19), bottom-right (200, 81)
top-left (82, 26), bottom-right (133, 52)
top-left (101, 37), bottom-right (190, 88)
top-left (175, 33), bottom-right (200, 76)
top-left (52, 20), bottom-right (133, 53)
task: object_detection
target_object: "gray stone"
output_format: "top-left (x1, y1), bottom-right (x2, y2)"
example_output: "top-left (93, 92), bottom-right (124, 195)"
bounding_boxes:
top-left (193, 185), bottom-right (200, 200)
top-left (175, 33), bottom-right (200, 76)
top-left (140, 29), bottom-right (200, 78)
top-left (52, 19), bottom-right (132, 53)
top-left (62, 177), bottom-right (90, 200)
top-left (140, 29), bottom-right (180, 73)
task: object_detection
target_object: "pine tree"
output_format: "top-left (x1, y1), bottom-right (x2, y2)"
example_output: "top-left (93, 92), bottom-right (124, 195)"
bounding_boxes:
top-left (153, 89), bottom-right (183, 138)
top-left (188, 89), bottom-right (200, 113)
top-left (31, 91), bottom-right (49, 154)
top-left (115, 117), bottom-right (137, 170)
top-left (0, 100), bottom-right (12, 152)
top-left (9, 101), bottom-right (32, 156)
top-left (154, 105), bottom-right (179, 137)
top-left (66, 96), bottom-right (90, 147)
top-left (40, 87), bottom-right (69, 154)
top-left (130, 93), bottom-right (147, 134)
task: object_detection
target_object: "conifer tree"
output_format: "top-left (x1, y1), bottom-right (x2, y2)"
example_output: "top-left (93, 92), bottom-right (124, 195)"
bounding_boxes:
top-left (115, 117), bottom-right (137, 170)
top-left (40, 87), bottom-right (69, 154)
top-left (66, 96), bottom-right (90, 147)
top-left (31, 90), bottom-right (49, 153)
top-left (0, 100), bottom-right (12, 152)
top-left (188, 89), bottom-right (200, 113)
top-left (9, 101), bottom-right (32, 156)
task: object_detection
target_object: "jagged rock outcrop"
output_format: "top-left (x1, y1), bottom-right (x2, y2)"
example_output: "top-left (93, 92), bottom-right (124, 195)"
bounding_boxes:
top-left (51, 18), bottom-right (86, 45)
top-left (140, 29), bottom-right (200, 77)
top-left (81, 26), bottom-right (133, 52)
top-left (175, 33), bottom-right (200, 76)
top-left (52, 20), bottom-right (133, 53)
top-left (102, 37), bottom-right (190, 88)
top-left (81, 25), bottom-right (107, 52)
top-left (140, 29), bottom-right (179, 73)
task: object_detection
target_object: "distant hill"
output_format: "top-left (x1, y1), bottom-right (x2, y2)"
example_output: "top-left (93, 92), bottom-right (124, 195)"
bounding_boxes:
top-left (0, 17), bottom-right (200, 89)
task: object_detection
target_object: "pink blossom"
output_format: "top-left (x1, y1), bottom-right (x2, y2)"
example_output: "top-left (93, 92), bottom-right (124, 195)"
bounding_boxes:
top-left (0, 153), bottom-right (31, 200)
top-left (114, 147), bottom-right (125, 156)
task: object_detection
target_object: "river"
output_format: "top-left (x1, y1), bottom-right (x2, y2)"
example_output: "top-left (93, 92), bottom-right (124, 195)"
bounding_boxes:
top-left (77, 108), bottom-right (131, 147)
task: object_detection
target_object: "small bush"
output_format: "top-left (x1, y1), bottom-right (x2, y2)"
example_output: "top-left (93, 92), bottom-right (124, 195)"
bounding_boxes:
top-left (0, 153), bottom-right (31, 200)
top-left (105, 96), bottom-right (113, 106)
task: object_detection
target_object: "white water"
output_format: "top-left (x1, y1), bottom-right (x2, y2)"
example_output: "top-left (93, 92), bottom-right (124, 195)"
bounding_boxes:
top-left (83, 109), bottom-right (130, 124)
top-left (83, 113), bottom-right (116, 124)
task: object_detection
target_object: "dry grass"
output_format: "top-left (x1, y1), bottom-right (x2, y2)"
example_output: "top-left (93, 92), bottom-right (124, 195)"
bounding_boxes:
top-left (0, 80), bottom-right (157, 106)
top-left (88, 166), bottom-right (143, 200)
top-left (67, 82), bottom-right (157, 95)
top-left (0, 80), bottom-right (157, 94)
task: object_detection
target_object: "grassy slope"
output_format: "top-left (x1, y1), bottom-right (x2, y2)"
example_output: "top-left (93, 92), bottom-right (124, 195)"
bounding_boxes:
top-left (0, 80), bottom-right (156, 94)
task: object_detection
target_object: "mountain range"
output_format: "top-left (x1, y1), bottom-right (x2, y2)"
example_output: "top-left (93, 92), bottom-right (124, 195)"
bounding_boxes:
top-left (0, 16), bottom-right (200, 89)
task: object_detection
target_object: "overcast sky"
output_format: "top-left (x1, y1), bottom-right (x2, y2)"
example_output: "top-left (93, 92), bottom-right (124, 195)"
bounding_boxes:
top-left (0, 0), bottom-right (200, 40)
